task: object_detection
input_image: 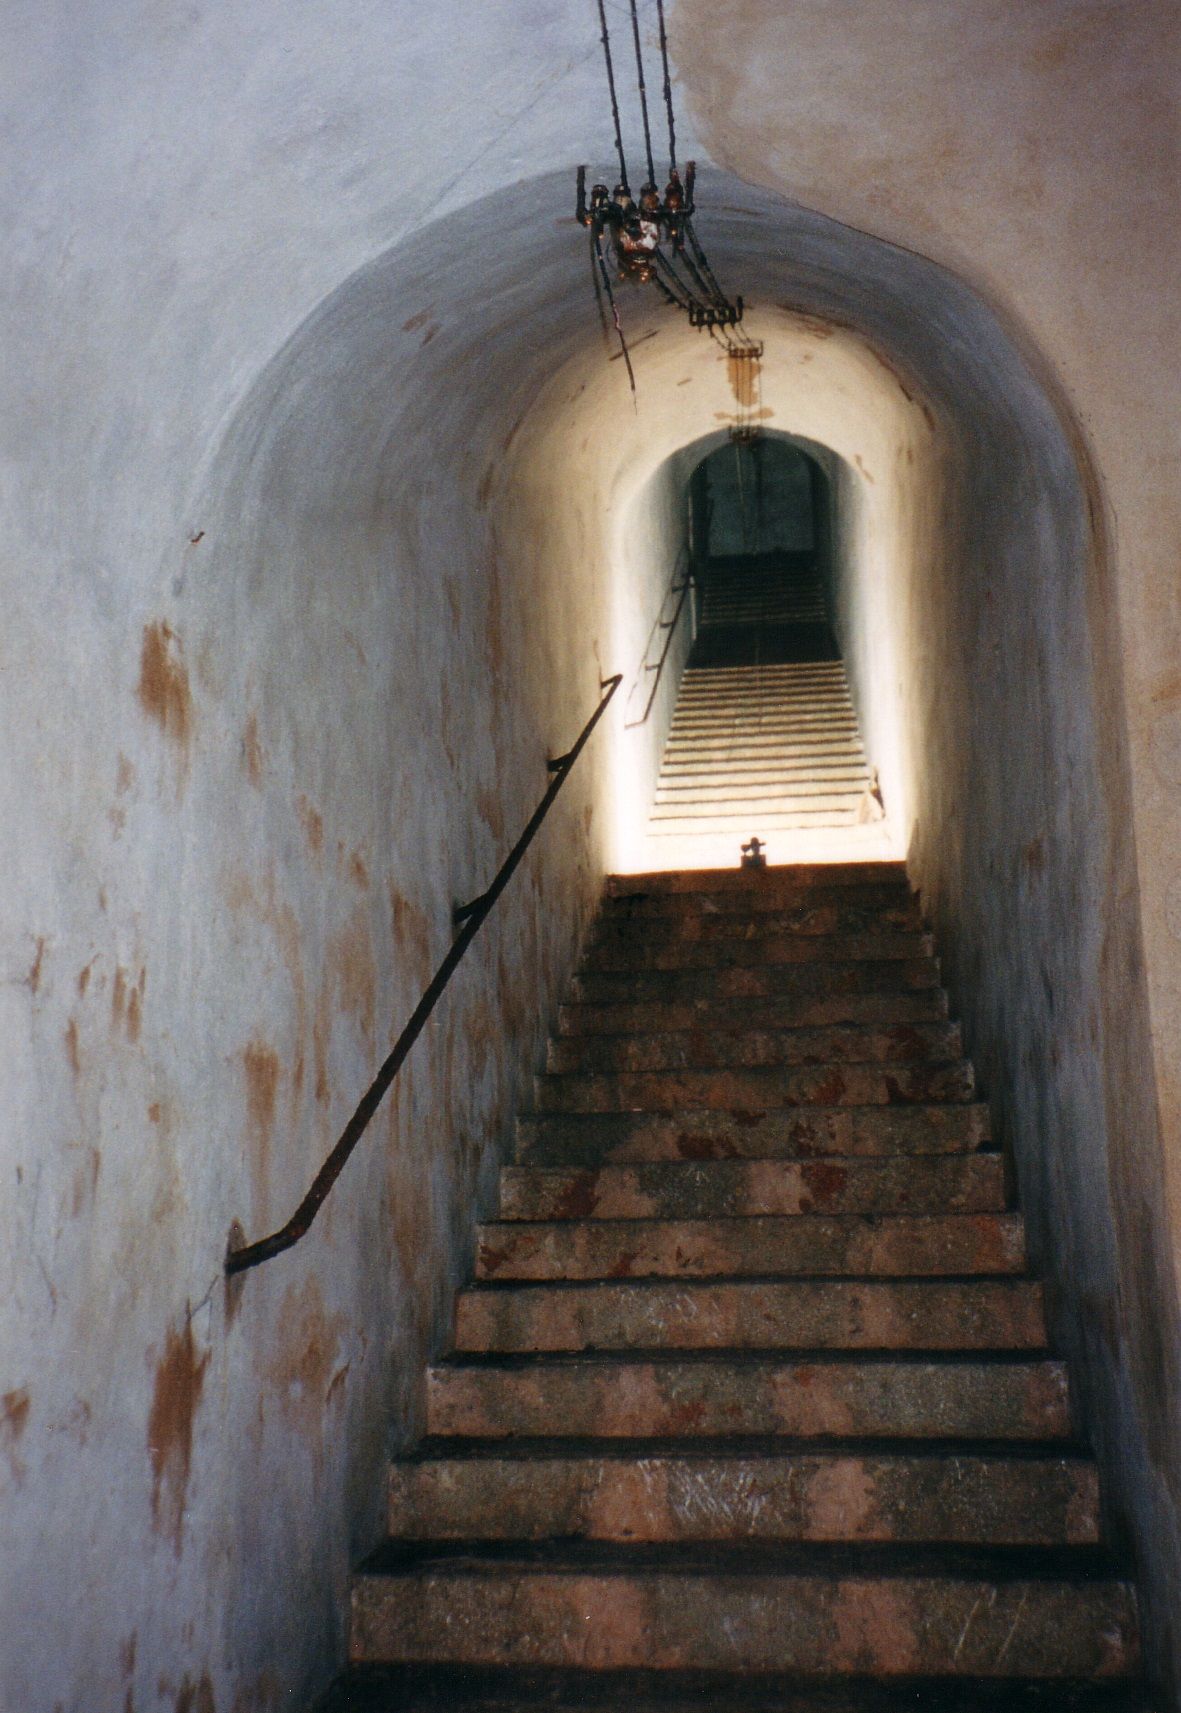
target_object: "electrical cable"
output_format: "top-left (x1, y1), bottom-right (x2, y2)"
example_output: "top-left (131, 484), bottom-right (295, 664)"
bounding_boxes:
top-left (628, 0), bottom-right (657, 188)
top-left (596, 0), bottom-right (630, 190)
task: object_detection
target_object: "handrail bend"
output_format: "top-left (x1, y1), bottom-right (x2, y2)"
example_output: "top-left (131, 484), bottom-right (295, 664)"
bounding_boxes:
top-left (226, 673), bottom-right (622, 1277)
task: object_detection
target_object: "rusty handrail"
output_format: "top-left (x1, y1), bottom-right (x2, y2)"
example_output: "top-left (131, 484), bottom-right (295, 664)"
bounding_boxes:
top-left (226, 673), bottom-right (623, 1277)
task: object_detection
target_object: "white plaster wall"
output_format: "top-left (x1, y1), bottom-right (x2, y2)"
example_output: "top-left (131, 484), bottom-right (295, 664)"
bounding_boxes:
top-left (3, 0), bottom-right (1179, 1704)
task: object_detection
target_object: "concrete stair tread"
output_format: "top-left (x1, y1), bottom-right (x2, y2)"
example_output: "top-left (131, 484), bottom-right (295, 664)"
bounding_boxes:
top-left (453, 1277), bottom-right (1048, 1354)
top-left (318, 1663), bottom-right (1161, 1713)
top-left (350, 1544), bottom-right (1139, 1677)
top-left (387, 1444), bottom-right (1101, 1547)
top-left (544, 1022), bottom-right (962, 1073)
top-left (557, 996), bottom-right (952, 1032)
top-left (515, 1104), bottom-right (993, 1164)
top-left (533, 1060), bottom-right (977, 1114)
top-left (474, 1214), bottom-right (1024, 1283)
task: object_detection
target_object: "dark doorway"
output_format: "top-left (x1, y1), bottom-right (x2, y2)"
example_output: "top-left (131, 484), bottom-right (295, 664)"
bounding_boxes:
top-left (688, 437), bottom-right (836, 666)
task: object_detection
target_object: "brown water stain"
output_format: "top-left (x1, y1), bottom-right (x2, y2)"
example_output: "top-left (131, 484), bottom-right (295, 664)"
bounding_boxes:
top-left (116, 752), bottom-right (136, 795)
top-left (147, 1317), bottom-right (210, 1555)
top-left (69, 1146), bottom-right (101, 1218)
top-left (1, 1387), bottom-right (30, 1485)
top-left (726, 350), bottom-right (761, 407)
top-left (112, 965), bottom-right (146, 1043)
top-left (296, 795), bottom-right (324, 858)
top-left (64, 1018), bottom-right (80, 1079)
top-left (266, 1277), bottom-right (347, 1450)
top-left (476, 785), bottom-right (505, 845)
top-left (137, 622), bottom-right (193, 758)
top-left (242, 715), bottom-right (263, 787)
top-left (174, 1673), bottom-right (215, 1713)
top-left (333, 912), bottom-right (376, 1042)
top-left (78, 957), bottom-right (96, 996)
top-left (347, 850), bottom-right (370, 890)
top-left (243, 1040), bottom-right (280, 1215)
top-left (27, 936), bottom-right (46, 995)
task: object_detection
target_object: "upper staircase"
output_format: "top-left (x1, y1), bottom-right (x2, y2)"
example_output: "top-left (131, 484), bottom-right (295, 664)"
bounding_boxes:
top-left (320, 862), bottom-right (1154, 1712)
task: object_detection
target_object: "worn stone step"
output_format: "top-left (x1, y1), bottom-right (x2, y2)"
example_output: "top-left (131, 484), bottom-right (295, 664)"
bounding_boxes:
top-left (604, 867), bottom-right (909, 897)
top-left (515, 1104), bottom-right (993, 1166)
top-left (557, 993), bottom-right (950, 1036)
top-left (659, 757), bottom-right (869, 779)
top-left (452, 1278), bottom-right (1048, 1355)
top-left (649, 808), bottom-right (866, 832)
top-left (533, 1060), bottom-right (976, 1115)
top-left (593, 902), bottom-right (923, 940)
top-left (497, 1155), bottom-right (1003, 1221)
top-left (388, 1446), bottom-right (1099, 1547)
top-left (655, 783), bottom-right (867, 808)
top-left (318, 1661), bottom-right (1161, 1713)
top-left (474, 1213), bottom-right (1024, 1283)
top-left (546, 1022), bottom-right (962, 1075)
top-left (601, 880), bottom-right (913, 917)
top-left (350, 1543), bottom-right (1139, 1677)
top-left (582, 934), bottom-right (934, 972)
top-left (568, 959), bottom-right (942, 1006)
top-left (425, 1354), bottom-right (1074, 1443)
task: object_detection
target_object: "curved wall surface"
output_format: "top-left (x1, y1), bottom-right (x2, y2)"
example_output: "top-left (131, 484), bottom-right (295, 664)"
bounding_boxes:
top-left (3, 3), bottom-right (1179, 1700)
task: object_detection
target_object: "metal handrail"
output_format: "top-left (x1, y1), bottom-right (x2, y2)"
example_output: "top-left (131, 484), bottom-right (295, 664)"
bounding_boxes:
top-left (624, 547), bottom-right (696, 729)
top-left (225, 673), bottom-right (623, 1277)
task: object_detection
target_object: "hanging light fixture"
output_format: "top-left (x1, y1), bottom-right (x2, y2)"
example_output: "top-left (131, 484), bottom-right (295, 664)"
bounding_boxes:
top-left (576, 0), bottom-right (755, 391)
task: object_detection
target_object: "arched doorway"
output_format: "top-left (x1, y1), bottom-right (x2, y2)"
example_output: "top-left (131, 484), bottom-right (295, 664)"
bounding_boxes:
top-left (687, 435), bottom-right (837, 665)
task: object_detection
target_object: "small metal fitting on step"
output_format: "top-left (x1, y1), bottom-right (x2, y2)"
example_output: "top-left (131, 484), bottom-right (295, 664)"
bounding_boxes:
top-left (741, 836), bottom-right (767, 870)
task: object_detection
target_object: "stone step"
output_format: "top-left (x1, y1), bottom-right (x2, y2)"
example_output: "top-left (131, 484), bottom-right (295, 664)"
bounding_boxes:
top-left (601, 880), bottom-right (913, 917)
top-left (659, 755), bottom-right (868, 777)
top-left (654, 786), bottom-right (870, 810)
top-left (581, 933), bottom-right (934, 972)
top-left (424, 1353), bottom-right (1074, 1442)
top-left (604, 865), bottom-right (908, 896)
top-left (515, 1104), bottom-right (992, 1166)
top-left (350, 1543), bottom-right (1139, 1678)
top-left (533, 1060), bottom-right (976, 1115)
top-left (568, 959), bottom-right (943, 1005)
top-left (388, 1446), bottom-right (1099, 1547)
top-left (593, 902), bottom-right (923, 939)
top-left (496, 1155), bottom-right (1004, 1220)
top-left (452, 1278), bottom-right (1048, 1355)
top-left (473, 1213), bottom-right (1024, 1283)
top-left (649, 816), bottom-right (868, 836)
top-left (557, 993), bottom-right (951, 1036)
top-left (318, 1661), bottom-right (1161, 1712)
top-left (650, 805), bottom-right (867, 828)
top-left (545, 1022), bottom-right (962, 1075)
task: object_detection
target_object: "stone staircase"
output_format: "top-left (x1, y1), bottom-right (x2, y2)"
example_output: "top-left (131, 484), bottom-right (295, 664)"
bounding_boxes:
top-left (322, 863), bottom-right (1153, 1711)
top-left (647, 662), bottom-right (877, 842)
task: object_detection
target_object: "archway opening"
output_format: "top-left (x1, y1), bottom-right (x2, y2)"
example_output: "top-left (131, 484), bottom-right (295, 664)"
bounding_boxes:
top-left (688, 435), bottom-right (837, 666)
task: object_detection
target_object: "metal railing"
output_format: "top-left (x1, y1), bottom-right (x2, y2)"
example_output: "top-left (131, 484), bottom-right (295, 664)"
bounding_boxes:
top-left (225, 673), bottom-right (622, 1278)
top-left (624, 547), bottom-right (696, 729)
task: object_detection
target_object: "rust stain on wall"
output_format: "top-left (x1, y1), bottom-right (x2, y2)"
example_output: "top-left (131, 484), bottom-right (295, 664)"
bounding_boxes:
top-left (112, 965), bottom-right (146, 1043)
top-left (243, 1039), bottom-right (280, 1214)
top-left (266, 1278), bottom-right (347, 1458)
top-left (147, 1317), bottom-right (210, 1555)
top-left (242, 715), bottom-right (263, 787)
top-left (333, 912), bottom-right (376, 1042)
top-left (173, 1673), bottom-right (215, 1713)
top-left (296, 795), bottom-right (324, 858)
top-left (1, 1387), bottom-right (30, 1486)
top-left (229, 1669), bottom-right (281, 1712)
top-left (64, 1018), bottom-right (80, 1079)
top-left (390, 885), bottom-right (434, 986)
top-left (137, 621), bottom-right (193, 757)
top-left (476, 785), bottom-right (505, 845)
top-left (726, 350), bottom-right (761, 406)
top-left (347, 850), bottom-right (370, 890)
top-left (27, 936), bottom-right (46, 995)
top-left (78, 957), bottom-right (96, 996)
